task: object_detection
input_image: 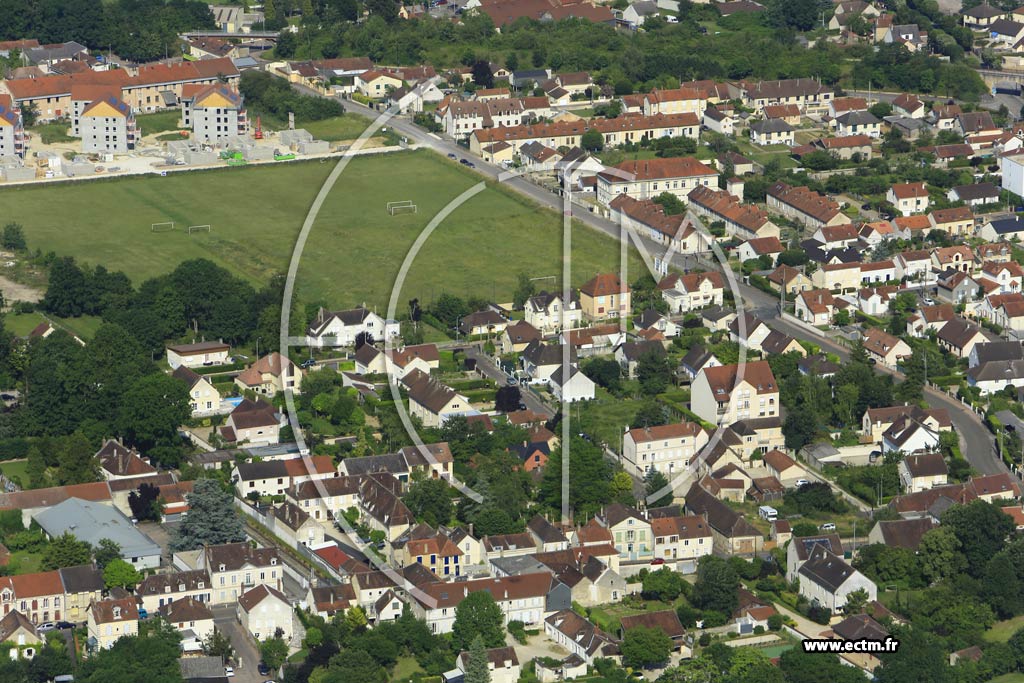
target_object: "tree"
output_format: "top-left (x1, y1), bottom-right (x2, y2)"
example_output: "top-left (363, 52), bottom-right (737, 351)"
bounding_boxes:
top-left (404, 478), bottom-right (453, 526)
top-left (323, 649), bottom-right (386, 683)
top-left (495, 385), bottom-right (522, 413)
top-left (692, 555), bottom-right (739, 614)
top-left (57, 431), bottom-right (101, 485)
top-left (103, 558), bottom-right (142, 589)
top-left (581, 128), bottom-right (604, 152)
top-left (260, 637), bottom-right (289, 670)
top-left (42, 257), bottom-right (89, 317)
top-left (610, 471), bottom-right (635, 505)
top-left (464, 634), bottom-right (492, 683)
top-left (345, 605), bottom-right (368, 631)
top-left (943, 499), bottom-right (1015, 577)
top-left (783, 410), bottom-right (818, 451)
top-left (118, 373), bottom-right (191, 455)
top-left (621, 626), bottom-right (673, 668)
top-left (585, 358), bottom-right (622, 393)
top-left (79, 619), bottom-right (182, 683)
top-left (471, 60), bottom-right (494, 88)
top-left (203, 628), bottom-right (235, 664)
top-left (918, 527), bottom-right (966, 584)
top-left (644, 469), bottom-right (672, 507)
top-left (93, 538), bottom-right (122, 569)
top-left (42, 531), bottom-right (92, 570)
top-left (512, 272), bottom-right (535, 310)
top-left (26, 445), bottom-right (48, 489)
top-left (354, 331), bottom-right (374, 350)
top-left (634, 348), bottom-right (670, 395)
top-left (843, 588), bottom-right (869, 615)
top-left (642, 567), bottom-right (687, 601)
top-left (364, 0), bottom-right (398, 21)
top-left (170, 479), bottom-right (245, 552)
top-left (1, 222), bottom-right (26, 251)
top-left (128, 482), bottom-right (162, 522)
top-left (452, 591), bottom-right (505, 651)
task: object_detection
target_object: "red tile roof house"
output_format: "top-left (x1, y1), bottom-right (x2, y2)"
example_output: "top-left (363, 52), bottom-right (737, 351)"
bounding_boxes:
top-left (596, 157), bottom-right (717, 206)
top-left (886, 181), bottom-right (930, 216)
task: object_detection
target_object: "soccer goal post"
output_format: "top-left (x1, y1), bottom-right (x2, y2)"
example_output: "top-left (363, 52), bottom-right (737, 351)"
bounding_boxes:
top-left (387, 200), bottom-right (417, 215)
top-left (187, 224), bottom-right (212, 234)
top-left (151, 221), bottom-right (175, 232)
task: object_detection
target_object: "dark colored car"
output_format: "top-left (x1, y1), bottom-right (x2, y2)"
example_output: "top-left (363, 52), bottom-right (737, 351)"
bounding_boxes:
top-left (258, 663), bottom-right (271, 676)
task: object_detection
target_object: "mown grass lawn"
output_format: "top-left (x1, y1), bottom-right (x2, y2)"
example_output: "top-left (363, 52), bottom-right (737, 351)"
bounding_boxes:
top-left (296, 114), bottom-right (374, 142)
top-left (391, 655), bottom-right (424, 681)
top-left (1, 150), bottom-right (640, 311)
top-left (985, 615), bottom-right (1024, 643)
top-left (30, 122), bottom-right (75, 144)
top-left (5, 312), bottom-right (104, 339)
top-left (0, 459), bottom-right (29, 487)
top-left (136, 110), bottom-right (183, 137)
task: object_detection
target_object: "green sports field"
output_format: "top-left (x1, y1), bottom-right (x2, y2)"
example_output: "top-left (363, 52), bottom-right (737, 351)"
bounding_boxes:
top-left (0, 150), bottom-right (640, 309)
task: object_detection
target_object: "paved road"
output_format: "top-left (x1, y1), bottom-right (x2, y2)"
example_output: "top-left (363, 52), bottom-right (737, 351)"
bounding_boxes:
top-left (310, 88), bottom-right (1005, 477)
top-left (213, 605), bottom-right (263, 683)
top-left (464, 345), bottom-right (554, 418)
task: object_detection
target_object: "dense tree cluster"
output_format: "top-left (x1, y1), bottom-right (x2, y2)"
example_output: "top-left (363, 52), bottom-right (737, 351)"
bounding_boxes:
top-left (239, 71), bottom-right (346, 123)
top-left (0, 0), bottom-right (215, 62)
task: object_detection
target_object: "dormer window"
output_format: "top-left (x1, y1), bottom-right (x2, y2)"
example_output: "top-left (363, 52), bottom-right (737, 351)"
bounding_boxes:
top-left (113, 606), bottom-right (121, 619)
top-left (219, 564), bottom-right (226, 572)
top-left (270, 558), bottom-right (277, 566)
top-left (164, 586), bottom-right (171, 593)
top-left (198, 582), bottom-right (205, 589)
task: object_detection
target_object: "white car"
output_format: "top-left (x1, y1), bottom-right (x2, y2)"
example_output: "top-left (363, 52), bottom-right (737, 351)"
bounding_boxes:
top-left (819, 522), bottom-right (836, 531)
top-left (795, 479), bottom-right (810, 488)
top-left (225, 667), bottom-right (235, 677)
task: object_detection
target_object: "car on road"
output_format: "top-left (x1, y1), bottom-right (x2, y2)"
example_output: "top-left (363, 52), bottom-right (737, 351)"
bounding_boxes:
top-left (650, 558), bottom-right (665, 565)
top-left (225, 667), bottom-right (235, 677)
top-left (868, 358), bottom-right (877, 365)
top-left (56, 621), bottom-right (76, 630)
top-left (507, 375), bottom-right (518, 385)
top-left (795, 479), bottom-right (810, 488)
top-left (460, 158), bottom-right (476, 167)
top-left (819, 522), bottom-right (836, 531)
top-left (922, 296), bottom-right (935, 306)
top-left (37, 622), bottom-right (56, 633)
top-left (447, 153), bottom-right (457, 159)
top-left (518, 402), bottom-right (527, 410)
top-left (300, 358), bottom-right (316, 369)
top-left (258, 663), bottom-right (271, 676)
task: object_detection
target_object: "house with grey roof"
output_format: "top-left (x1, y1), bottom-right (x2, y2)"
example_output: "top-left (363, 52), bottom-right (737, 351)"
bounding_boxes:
top-left (785, 533), bottom-right (843, 581)
top-left (34, 497), bottom-right (161, 570)
top-left (798, 544), bottom-right (877, 613)
top-left (749, 118), bottom-right (794, 146)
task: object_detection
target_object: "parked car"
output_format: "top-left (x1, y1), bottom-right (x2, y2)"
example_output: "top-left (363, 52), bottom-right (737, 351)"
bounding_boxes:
top-left (922, 296), bottom-right (935, 306)
top-left (650, 558), bottom-right (665, 565)
top-left (819, 522), bottom-right (836, 531)
top-left (37, 622), bottom-right (56, 633)
top-left (55, 621), bottom-right (76, 630)
top-left (300, 358), bottom-right (316, 369)
top-left (518, 402), bottom-right (527, 410)
top-left (258, 663), bottom-right (271, 676)
top-left (795, 479), bottom-right (810, 488)
top-left (447, 153), bottom-right (457, 159)
top-left (225, 667), bottom-right (235, 677)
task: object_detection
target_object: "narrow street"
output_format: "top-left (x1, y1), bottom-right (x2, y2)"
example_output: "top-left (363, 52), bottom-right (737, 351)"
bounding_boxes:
top-left (464, 345), bottom-right (554, 418)
top-left (212, 605), bottom-right (263, 683)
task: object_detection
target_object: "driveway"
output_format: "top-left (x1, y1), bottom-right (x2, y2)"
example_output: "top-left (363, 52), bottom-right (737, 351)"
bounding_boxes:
top-left (212, 605), bottom-right (264, 683)
top-left (465, 346), bottom-right (554, 418)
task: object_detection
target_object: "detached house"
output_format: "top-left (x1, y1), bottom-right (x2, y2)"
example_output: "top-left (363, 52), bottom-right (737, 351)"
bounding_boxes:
top-left (622, 421), bottom-right (709, 479)
top-left (794, 289), bottom-right (838, 326)
top-left (887, 182), bottom-right (929, 216)
top-left (402, 370), bottom-right (470, 428)
top-left (690, 360), bottom-right (778, 425)
top-left (237, 584), bottom-right (293, 641)
top-left (234, 352), bottom-right (302, 396)
top-left (898, 452), bottom-right (948, 493)
top-left (305, 306), bottom-right (399, 348)
top-left (172, 366), bottom-right (221, 417)
top-left (657, 272), bottom-right (725, 314)
top-left (87, 597), bottom-right (138, 650)
top-left (861, 328), bottom-right (911, 368)
top-left (749, 119), bottom-right (794, 146)
top-left (936, 317), bottom-right (991, 358)
top-left (219, 398), bottom-right (282, 447)
top-left (797, 545), bottom-right (877, 613)
top-left (524, 291), bottom-right (583, 334)
top-left (579, 273), bottom-right (631, 320)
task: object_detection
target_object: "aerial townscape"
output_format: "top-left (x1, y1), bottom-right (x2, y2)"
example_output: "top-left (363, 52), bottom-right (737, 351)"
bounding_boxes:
top-left (13, 1), bottom-right (1024, 683)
